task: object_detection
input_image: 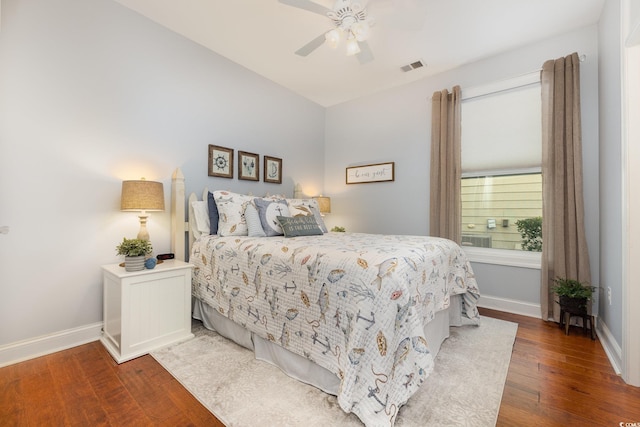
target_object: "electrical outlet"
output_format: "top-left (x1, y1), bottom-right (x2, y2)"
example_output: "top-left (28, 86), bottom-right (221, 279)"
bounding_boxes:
top-left (607, 286), bottom-right (612, 305)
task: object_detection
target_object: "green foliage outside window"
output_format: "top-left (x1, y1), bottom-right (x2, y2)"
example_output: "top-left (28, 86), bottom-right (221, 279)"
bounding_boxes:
top-left (515, 216), bottom-right (542, 252)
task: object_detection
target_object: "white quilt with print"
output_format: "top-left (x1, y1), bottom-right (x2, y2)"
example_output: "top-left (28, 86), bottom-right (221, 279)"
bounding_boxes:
top-left (190, 232), bottom-right (480, 427)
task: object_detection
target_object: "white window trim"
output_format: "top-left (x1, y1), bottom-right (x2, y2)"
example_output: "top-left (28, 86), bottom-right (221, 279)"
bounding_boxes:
top-left (463, 246), bottom-right (541, 269)
top-left (461, 167), bottom-right (541, 179)
top-left (462, 72), bottom-right (540, 101)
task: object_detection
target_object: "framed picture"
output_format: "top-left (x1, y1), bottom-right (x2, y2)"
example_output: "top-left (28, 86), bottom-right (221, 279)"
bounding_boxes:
top-left (346, 162), bottom-right (395, 184)
top-left (208, 145), bottom-right (233, 178)
top-left (263, 156), bottom-right (282, 184)
top-left (238, 151), bottom-right (259, 181)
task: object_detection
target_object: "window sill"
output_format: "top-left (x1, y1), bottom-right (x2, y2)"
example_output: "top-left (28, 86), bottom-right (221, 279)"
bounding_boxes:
top-left (462, 246), bottom-right (541, 269)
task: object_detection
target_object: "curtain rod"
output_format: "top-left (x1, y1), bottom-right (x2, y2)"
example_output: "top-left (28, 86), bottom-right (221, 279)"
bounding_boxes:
top-left (535, 53), bottom-right (586, 70)
top-left (461, 53), bottom-right (587, 101)
top-left (427, 53), bottom-right (587, 101)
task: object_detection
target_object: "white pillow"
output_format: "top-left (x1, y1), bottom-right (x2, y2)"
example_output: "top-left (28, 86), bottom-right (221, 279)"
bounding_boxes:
top-left (213, 190), bottom-right (253, 236)
top-left (245, 202), bottom-right (266, 237)
top-left (191, 200), bottom-right (210, 234)
top-left (287, 198), bottom-right (328, 233)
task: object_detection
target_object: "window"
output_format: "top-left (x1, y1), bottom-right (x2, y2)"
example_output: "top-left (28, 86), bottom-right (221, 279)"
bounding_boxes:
top-left (461, 171), bottom-right (542, 250)
top-left (460, 74), bottom-right (542, 266)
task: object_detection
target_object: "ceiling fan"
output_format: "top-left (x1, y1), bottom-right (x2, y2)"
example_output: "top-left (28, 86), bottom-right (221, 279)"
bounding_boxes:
top-left (279, 0), bottom-right (375, 64)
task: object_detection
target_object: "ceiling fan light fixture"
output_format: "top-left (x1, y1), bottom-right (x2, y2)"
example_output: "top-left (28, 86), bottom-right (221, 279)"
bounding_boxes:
top-left (325, 29), bottom-right (341, 48)
top-left (280, 0), bottom-right (375, 62)
top-left (346, 38), bottom-right (361, 56)
top-left (351, 21), bottom-right (370, 41)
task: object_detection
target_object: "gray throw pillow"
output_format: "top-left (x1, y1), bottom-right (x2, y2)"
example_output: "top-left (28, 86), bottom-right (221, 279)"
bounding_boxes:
top-left (277, 215), bottom-right (324, 237)
top-left (254, 198), bottom-right (290, 236)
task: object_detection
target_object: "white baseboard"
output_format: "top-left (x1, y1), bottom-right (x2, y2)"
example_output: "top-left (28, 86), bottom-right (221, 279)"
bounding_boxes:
top-left (596, 318), bottom-right (623, 375)
top-left (477, 294), bottom-right (542, 319)
top-left (0, 322), bottom-right (103, 368)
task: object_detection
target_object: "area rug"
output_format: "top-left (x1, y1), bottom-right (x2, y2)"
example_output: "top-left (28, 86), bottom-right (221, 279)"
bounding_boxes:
top-left (151, 316), bottom-right (517, 426)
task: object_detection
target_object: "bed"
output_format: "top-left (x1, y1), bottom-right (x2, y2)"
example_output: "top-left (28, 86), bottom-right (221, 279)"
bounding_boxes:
top-left (169, 169), bottom-right (480, 427)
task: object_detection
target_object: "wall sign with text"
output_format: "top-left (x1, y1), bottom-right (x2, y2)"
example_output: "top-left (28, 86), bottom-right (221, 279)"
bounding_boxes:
top-left (346, 162), bottom-right (395, 184)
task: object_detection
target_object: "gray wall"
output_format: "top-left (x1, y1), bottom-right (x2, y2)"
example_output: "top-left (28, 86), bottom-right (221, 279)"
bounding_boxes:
top-left (0, 0), bottom-right (620, 363)
top-left (324, 26), bottom-right (601, 312)
top-left (0, 0), bottom-right (325, 346)
top-left (598, 0), bottom-right (623, 346)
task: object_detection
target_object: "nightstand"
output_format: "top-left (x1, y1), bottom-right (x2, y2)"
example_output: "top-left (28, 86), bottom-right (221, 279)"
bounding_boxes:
top-left (101, 259), bottom-right (194, 363)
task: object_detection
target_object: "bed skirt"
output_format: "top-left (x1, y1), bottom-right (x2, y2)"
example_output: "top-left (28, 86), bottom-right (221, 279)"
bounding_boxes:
top-left (192, 295), bottom-right (462, 396)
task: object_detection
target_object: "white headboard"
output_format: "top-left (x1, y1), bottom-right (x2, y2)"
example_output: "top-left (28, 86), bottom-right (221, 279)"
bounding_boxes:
top-left (170, 168), bottom-right (187, 261)
top-left (170, 167), bottom-right (300, 261)
top-left (171, 167), bottom-right (213, 261)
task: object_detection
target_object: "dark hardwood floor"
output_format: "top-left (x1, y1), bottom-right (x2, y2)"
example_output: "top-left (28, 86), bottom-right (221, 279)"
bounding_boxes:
top-left (0, 340), bottom-right (223, 426)
top-left (485, 308), bottom-right (640, 426)
top-left (1, 309), bottom-right (639, 426)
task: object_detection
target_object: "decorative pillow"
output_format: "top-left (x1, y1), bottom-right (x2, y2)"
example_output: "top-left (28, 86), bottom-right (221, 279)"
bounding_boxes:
top-left (207, 191), bottom-right (219, 235)
top-left (263, 193), bottom-right (286, 200)
top-left (287, 198), bottom-right (328, 233)
top-left (254, 198), bottom-right (290, 237)
top-left (191, 200), bottom-right (210, 234)
top-left (245, 203), bottom-right (266, 237)
top-left (213, 190), bottom-right (253, 236)
top-left (277, 215), bottom-right (324, 237)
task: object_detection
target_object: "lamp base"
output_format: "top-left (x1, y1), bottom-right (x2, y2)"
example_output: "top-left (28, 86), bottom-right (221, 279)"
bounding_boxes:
top-left (137, 212), bottom-right (150, 241)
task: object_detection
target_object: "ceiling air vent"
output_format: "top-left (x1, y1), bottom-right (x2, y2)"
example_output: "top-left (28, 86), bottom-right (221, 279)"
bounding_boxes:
top-left (401, 60), bottom-right (425, 72)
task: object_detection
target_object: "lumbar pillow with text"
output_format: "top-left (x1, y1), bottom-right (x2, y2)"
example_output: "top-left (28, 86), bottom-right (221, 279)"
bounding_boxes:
top-left (277, 215), bottom-right (324, 237)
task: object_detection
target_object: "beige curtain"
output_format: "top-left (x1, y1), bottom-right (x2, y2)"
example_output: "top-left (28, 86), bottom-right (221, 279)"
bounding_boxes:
top-left (540, 52), bottom-right (592, 322)
top-left (430, 86), bottom-right (462, 243)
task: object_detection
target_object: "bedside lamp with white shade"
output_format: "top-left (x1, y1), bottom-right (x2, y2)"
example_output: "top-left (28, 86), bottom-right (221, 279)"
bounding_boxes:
top-left (121, 178), bottom-right (165, 241)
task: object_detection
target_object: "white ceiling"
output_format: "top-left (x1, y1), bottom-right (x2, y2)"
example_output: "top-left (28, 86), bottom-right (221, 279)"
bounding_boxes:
top-left (113, 0), bottom-right (605, 107)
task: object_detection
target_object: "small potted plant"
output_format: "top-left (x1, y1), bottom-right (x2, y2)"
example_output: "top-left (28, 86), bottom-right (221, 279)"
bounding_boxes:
top-left (551, 277), bottom-right (595, 314)
top-left (116, 237), bottom-right (153, 271)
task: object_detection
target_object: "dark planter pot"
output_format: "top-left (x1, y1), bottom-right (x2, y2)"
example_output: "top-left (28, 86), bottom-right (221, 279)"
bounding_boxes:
top-left (559, 295), bottom-right (588, 314)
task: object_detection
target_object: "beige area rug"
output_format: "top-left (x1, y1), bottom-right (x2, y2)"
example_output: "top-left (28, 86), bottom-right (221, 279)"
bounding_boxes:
top-left (151, 316), bottom-right (517, 426)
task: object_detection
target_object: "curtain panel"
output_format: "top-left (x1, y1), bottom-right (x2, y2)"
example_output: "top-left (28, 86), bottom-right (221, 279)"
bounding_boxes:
top-left (429, 86), bottom-right (462, 243)
top-left (540, 52), bottom-right (592, 322)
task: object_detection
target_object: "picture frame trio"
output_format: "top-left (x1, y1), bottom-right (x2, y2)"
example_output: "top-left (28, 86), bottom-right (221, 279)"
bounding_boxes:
top-left (208, 145), bottom-right (282, 184)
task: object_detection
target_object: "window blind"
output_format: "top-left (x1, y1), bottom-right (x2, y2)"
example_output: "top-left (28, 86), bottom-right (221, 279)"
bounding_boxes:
top-left (461, 76), bottom-right (541, 173)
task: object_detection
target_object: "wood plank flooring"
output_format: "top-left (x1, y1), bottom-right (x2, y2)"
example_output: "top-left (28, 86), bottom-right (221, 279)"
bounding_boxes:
top-left (0, 340), bottom-right (223, 426)
top-left (484, 308), bottom-right (640, 426)
top-left (1, 309), bottom-right (639, 426)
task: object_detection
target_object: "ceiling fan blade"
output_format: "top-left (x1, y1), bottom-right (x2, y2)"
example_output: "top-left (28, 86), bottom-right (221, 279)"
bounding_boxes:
top-left (295, 33), bottom-right (327, 57)
top-left (356, 41), bottom-right (374, 64)
top-left (279, 0), bottom-right (332, 16)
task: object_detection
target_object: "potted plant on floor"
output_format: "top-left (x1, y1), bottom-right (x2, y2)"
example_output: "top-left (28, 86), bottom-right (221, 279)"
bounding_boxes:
top-left (116, 237), bottom-right (153, 271)
top-left (551, 277), bottom-right (594, 314)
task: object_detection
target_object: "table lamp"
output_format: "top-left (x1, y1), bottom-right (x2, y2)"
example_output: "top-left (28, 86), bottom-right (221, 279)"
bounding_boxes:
top-left (313, 196), bottom-right (331, 216)
top-left (121, 178), bottom-right (165, 241)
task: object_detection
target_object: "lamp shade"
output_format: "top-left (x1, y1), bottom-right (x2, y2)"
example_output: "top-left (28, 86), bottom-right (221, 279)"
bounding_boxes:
top-left (121, 179), bottom-right (165, 211)
top-left (314, 196), bottom-right (331, 214)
